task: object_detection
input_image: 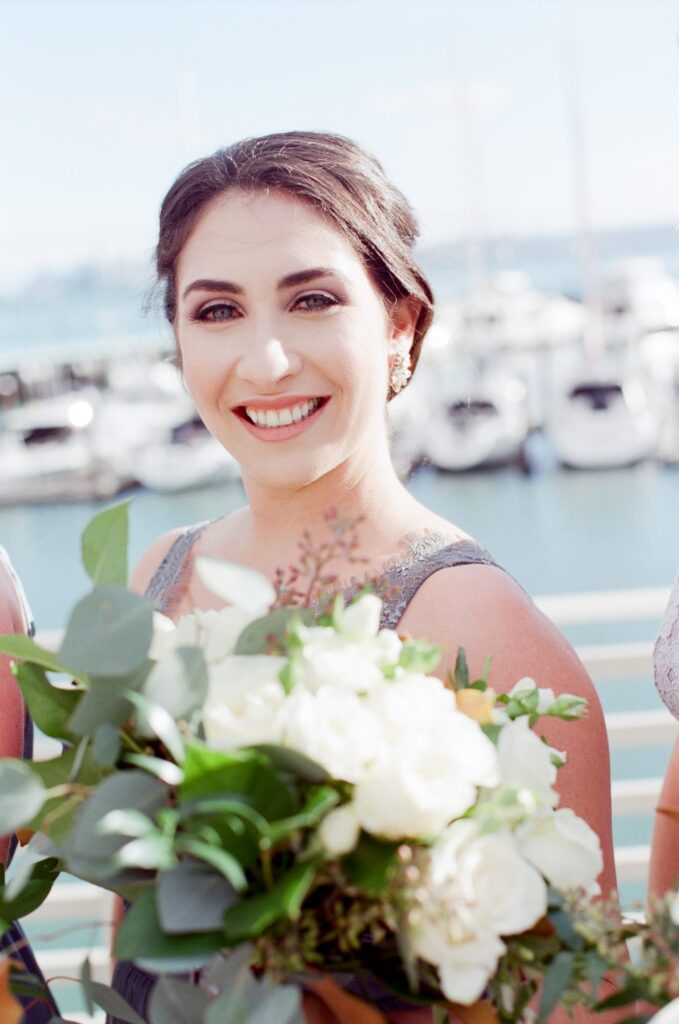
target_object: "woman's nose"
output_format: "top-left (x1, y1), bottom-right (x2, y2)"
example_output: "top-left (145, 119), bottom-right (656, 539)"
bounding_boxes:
top-left (235, 332), bottom-right (302, 390)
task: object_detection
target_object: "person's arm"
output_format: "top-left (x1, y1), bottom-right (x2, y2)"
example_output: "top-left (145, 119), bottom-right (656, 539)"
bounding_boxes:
top-left (399, 564), bottom-right (621, 1022)
top-left (649, 733), bottom-right (679, 903)
top-left (0, 560), bottom-right (28, 867)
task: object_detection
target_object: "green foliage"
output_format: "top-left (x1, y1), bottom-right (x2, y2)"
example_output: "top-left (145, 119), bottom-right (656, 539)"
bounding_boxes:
top-left (142, 646), bottom-right (208, 722)
top-left (157, 860), bottom-right (238, 935)
top-left (398, 639), bottom-right (441, 675)
top-left (13, 662), bottom-right (80, 742)
top-left (252, 744), bottom-right (330, 784)
top-left (0, 858), bottom-right (60, 932)
top-left (265, 786), bottom-right (340, 846)
top-left (222, 860), bottom-right (318, 942)
top-left (180, 744), bottom-right (296, 822)
top-left (344, 834), bottom-right (399, 896)
top-left (59, 586), bottom-right (153, 678)
top-left (538, 951), bottom-right (575, 1021)
top-left (0, 633), bottom-right (88, 684)
top-left (453, 647), bottom-right (469, 689)
top-left (234, 608), bottom-right (313, 655)
top-left (79, 953), bottom-right (144, 1024)
top-left (115, 887), bottom-right (225, 971)
top-left (0, 760), bottom-right (46, 834)
top-left (81, 500), bottom-right (130, 587)
top-left (148, 976), bottom-right (210, 1024)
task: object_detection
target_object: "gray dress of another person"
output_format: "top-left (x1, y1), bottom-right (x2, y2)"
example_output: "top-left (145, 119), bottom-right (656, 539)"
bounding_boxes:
top-left (654, 570), bottom-right (679, 719)
top-left (108, 527), bottom-right (500, 1024)
top-left (0, 548), bottom-right (60, 1022)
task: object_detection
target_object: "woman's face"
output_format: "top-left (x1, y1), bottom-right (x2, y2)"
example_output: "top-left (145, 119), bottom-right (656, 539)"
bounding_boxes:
top-left (175, 189), bottom-right (414, 491)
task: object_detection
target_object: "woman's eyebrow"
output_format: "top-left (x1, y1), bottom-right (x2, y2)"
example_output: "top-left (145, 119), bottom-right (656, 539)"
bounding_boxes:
top-left (277, 267), bottom-right (344, 289)
top-left (182, 267), bottom-right (344, 301)
top-left (182, 278), bottom-right (243, 299)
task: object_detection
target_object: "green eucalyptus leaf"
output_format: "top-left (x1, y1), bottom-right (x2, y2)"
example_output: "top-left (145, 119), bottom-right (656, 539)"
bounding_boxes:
top-left (80, 956), bottom-right (95, 1015)
top-left (92, 722), bottom-right (122, 767)
top-left (222, 860), bottom-right (317, 942)
top-left (249, 985), bottom-right (304, 1024)
top-left (454, 647), bottom-right (469, 689)
top-left (0, 856), bottom-right (60, 922)
top-left (125, 689), bottom-right (185, 763)
top-left (157, 860), bottom-right (238, 935)
top-left (0, 633), bottom-right (88, 683)
top-left (251, 744), bottom-right (330, 784)
top-left (115, 834), bottom-right (177, 870)
top-left (65, 770), bottom-right (168, 882)
top-left (123, 752), bottom-right (184, 786)
top-left (115, 887), bottom-right (224, 970)
top-left (148, 976), bottom-right (210, 1024)
top-left (180, 744), bottom-right (295, 821)
top-left (87, 979), bottom-right (145, 1024)
top-left (265, 786), bottom-right (340, 845)
top-left (203, 989), bottom-right (248, 1024)
top-left (68, 676), bottom-right (137, 737)
top-left (0, 761), bottom-right (46, 833)
top-left (27, 744), bottom-right (106, 844)
top-left (234, 607), bottom-right (314, 656)
top-left (60, 586), bottom-right (153, 678)
top-left (143, 646), bottom-right (208, 722)
top-left (344, 834), bottom-right (399, 896)
top-left (174, 837), bottom-right (246, 891)
top-left (538, 950), bottom-right (575, 1022)
top-left (81, 500), bottom-right (130, 587)
top-left (13, 662), bottom-right (80, 741)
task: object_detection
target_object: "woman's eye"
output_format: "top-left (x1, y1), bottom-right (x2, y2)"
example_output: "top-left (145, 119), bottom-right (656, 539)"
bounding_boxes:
top-left (293, 292), bottom-right (339, 312)
top-left (194, 302), bottom-right (240, 322)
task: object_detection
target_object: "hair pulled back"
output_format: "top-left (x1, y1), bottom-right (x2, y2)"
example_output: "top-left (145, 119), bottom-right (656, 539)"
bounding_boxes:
top-left (156, 130), bottom-right (434, 396)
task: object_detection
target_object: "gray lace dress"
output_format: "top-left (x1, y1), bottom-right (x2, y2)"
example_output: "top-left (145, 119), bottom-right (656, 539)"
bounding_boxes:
top-left (654, 571), bottom-right (679, 719)
top-left (108, 527), bottom-right (500, 1024)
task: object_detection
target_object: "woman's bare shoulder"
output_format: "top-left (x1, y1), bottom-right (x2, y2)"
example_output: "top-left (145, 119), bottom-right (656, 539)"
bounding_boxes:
top-left (398, 561), bottom-right (589, 696)
top-left (128, 528), bottom-right (189, 596)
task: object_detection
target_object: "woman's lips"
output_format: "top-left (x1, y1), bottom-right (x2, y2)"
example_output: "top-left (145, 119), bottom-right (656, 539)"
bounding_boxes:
top-left (234, 396), bottom-right (330, 441)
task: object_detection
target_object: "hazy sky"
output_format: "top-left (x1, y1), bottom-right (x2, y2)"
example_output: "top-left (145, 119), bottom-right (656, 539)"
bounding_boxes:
top-left (2, 0), bottom-right (679, 284)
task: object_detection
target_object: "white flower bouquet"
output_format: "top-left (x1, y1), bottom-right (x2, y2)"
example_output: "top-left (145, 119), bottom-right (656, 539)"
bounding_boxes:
top-left (0, 504), bottom-right (625, 1024)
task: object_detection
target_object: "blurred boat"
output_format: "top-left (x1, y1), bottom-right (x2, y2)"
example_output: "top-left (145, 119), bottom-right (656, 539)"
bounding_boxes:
top-left (638, 329), bottom-right (679, 463)
top-left (0, 391), bottom-right (132, 503)
top-left (602, 259), bottom-right (679, 344)
top-left (132, 416), bottom-right (240, 492)
top-left (545, 365), bottom-right (658, 469)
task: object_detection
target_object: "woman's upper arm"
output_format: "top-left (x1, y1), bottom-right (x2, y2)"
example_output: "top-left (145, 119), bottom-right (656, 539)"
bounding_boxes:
top-left (0, 562), bottom-right (28, 866)
top-left (649, 733), bottom-right (679, 902)
top-left (398, 564), bottom-right (617, 900)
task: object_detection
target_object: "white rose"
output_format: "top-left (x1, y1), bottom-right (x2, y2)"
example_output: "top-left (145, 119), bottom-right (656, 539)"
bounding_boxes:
top-left (649, 1000), bottom-right (679, 1024)
top-left (434, 933), bottom-right (506, 1006)
top-left (508, 677), bottom-right (556, 714)
top-left (354, 709), bottom-right (499, 840)
top-left (496, 718), bottom-right (558, 806)
top-left (280, 685), bottom-right (385, 783)
top-left (203, 655), bottom-right (287, 749)
top-left (195, 606), bottom-right (260, 662)
top-left (519, 808), bottom-right (603, 891)
top-left (296, 628), bottom-right (388, 695)
top-left (319, 804), bottom-right (360, 856)
top-left (366, 674), bottom-right (458, 739)
top-left (428, 821), bottom-right (547, 936)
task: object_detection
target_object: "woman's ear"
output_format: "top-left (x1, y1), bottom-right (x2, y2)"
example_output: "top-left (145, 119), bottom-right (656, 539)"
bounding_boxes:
top-left (388, 296), bottom-right (420, 355)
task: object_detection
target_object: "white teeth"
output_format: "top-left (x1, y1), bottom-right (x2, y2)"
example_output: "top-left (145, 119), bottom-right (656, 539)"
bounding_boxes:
top-left (244, 399), bottom-right (322, 428)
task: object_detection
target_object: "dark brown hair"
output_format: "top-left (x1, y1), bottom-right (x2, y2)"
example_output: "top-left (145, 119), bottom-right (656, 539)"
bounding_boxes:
top-left (156, 130), bottom-right (434, 397)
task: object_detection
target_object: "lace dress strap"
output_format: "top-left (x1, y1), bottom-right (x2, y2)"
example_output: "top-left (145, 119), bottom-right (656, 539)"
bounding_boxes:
top-left (377, 534), bottom-right (500, 630)
top-left (144, 522), bottom-right (211, 614)
top-left (654, 569), bottom-right (679, 719)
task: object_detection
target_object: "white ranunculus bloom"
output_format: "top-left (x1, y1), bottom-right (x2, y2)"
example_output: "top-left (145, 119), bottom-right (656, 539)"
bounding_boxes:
top-left (366, 674), bottom-right (458, 737)
top-left (519, 808), bottom-right (603, 891)
top-left (296, 620), bottom-right (401, 695)
top-left (319, 804), bottom-right (360, 856)
top-left (496, 717), bottom-right (558, 807)
top-left (280, 685), bottom-right (385, 783)
top-left (337, 594), bottom-right (383, 641)
top-left (508, 676), bottom-right (556, 714)
top-left (203, 655), bottom-right (287, 749)
top-left (148, 612), bottom-right (177, 661)
top-left (353, 707), bottom-right (499, 839)
top-left (648, 1000), bottom-right (679, 1024)
top-left (670, 891), bottom-right (679, 926)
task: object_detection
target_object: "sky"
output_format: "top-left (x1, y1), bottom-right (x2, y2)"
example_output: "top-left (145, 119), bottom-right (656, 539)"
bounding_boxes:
top-left (2, 0), bottom-right (679, 285)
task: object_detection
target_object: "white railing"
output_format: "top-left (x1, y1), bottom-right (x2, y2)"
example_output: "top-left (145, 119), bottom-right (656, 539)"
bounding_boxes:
top-left (23, 586), bottom-right (672, 1017)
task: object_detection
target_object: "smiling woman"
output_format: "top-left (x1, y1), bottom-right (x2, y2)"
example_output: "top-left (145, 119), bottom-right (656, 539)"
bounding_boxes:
top-left (107, 131), bottom-right (618, 1024)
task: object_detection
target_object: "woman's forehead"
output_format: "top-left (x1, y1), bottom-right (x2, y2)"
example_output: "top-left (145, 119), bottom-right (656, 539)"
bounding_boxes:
top-left (177, 189), bottom-right (360, 284)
